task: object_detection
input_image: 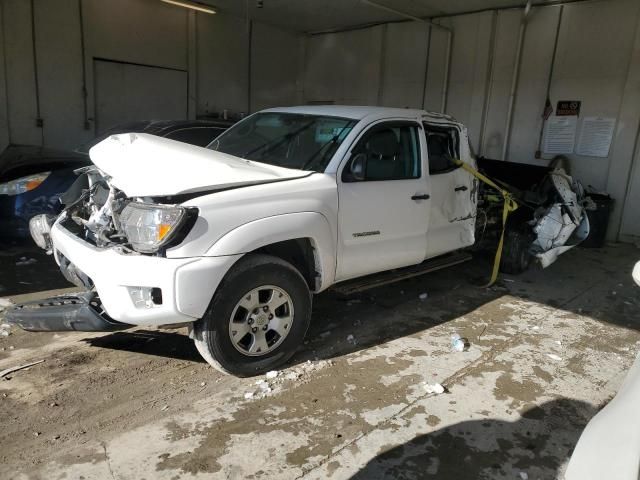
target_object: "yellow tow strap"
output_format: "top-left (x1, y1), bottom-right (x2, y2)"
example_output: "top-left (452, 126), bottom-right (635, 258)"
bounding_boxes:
top-left (454, 159), bottom-right (519, 287)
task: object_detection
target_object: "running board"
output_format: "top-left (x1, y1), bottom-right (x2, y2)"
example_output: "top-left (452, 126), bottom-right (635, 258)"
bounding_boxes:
top-left (331, 251), bottom-right (472, 296)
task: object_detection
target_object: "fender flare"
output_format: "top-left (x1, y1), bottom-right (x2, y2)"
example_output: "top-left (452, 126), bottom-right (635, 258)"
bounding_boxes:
top-left (205, 212), bottom-right (336, 291)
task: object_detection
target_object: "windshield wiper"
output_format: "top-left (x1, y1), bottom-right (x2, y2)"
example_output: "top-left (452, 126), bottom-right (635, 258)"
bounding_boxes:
top-left (240, 121), bottom-right (315, 160)
top-left (300, 124), bottom-right (352, 171)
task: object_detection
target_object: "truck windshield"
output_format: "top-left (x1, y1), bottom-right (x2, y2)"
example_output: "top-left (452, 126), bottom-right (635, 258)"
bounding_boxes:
top-left (208, 113), bottom-right (356, 172)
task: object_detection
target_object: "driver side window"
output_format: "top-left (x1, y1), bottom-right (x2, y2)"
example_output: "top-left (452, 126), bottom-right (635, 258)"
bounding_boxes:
top-left (342, 122), bottom-right (421, 182)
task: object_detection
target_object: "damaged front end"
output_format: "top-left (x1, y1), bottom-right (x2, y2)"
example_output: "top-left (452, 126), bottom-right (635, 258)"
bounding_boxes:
top-left (9, 165), bottom-right (196, 332)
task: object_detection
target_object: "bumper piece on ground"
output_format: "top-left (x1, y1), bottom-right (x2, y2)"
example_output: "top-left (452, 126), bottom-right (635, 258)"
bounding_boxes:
top-left (5, 291), bottom-right (132, 332)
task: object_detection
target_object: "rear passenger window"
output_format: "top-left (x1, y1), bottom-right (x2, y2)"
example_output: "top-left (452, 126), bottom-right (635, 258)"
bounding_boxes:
top-left (343, 123), bottom-right (421, 182)
top-left (424, 124), bottom-right (460, 175)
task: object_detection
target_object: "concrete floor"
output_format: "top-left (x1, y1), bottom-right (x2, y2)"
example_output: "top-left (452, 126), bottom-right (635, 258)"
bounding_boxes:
top-left (1, 244), bottom-right (639, 479)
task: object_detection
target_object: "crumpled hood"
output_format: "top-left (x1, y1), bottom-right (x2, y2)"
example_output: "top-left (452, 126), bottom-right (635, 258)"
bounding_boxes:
top-left (89, 133), bottom-right (311, 197)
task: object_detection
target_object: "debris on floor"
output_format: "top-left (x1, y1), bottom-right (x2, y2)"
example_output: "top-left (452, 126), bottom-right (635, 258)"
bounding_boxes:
top-left (0, 359), bottom-right (45, 379)
top-left (15, 257), bottom-right (37, 266)
top-left (423, 383), bottom-right (446, 395)
top-left (266, 370), bottom-right (279, 379)
top-left (547, 353), bottom-right (563, 361)
top-left (0, 298), bottom-right (12, 312)
top-left (419, 292), bottom-right (428, 301)
top-left (346, 334), bottom-right (356, 344)
top-left (451, 333), bottom-right (470, 352)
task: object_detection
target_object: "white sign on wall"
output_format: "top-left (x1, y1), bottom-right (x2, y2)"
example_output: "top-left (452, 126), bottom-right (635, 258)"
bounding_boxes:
top-left (576, 117), bottom-right (617, 157)
top-left (543, 115), bottom-right (578, 155)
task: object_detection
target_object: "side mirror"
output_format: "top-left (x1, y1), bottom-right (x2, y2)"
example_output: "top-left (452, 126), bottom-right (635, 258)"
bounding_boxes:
top-left (349, 153), bottom-right (367, 182)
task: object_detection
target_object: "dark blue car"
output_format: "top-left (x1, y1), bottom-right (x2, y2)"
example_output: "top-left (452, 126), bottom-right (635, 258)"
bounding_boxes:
top-left (0, 120), bottom-right (233, 243)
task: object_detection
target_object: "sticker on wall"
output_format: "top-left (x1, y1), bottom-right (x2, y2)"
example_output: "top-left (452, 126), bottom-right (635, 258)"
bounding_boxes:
top-left (556, 101), bottom-right (581, 116)
top-left (543, 115), bottom-right (578, 155)
top-left (576, 117), bottom-right (616, 157)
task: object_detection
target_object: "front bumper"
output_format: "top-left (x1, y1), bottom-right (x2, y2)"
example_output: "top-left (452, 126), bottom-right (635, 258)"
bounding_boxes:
top-left (6, 292), bottom-right (131, 332)
top-left (49, 222), bottom-right (241, 326)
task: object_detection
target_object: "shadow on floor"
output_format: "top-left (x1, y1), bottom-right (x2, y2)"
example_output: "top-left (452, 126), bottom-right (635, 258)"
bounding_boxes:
top-left (0, 242), bottom-right (71, 297)
top-left (84, 329), bottom-right (205, 363)
top-left (349, 398), bottom-right (596, 480)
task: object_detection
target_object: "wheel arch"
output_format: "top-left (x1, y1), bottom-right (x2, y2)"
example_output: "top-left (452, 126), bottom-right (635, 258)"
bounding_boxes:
top-left (205, 212), bottom-right (336, 292)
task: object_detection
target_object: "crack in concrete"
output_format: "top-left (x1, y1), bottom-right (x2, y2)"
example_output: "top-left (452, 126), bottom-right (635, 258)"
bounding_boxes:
top-left (102, 441), bottom-right (117, 480)
top-left (296, 319), bottom-right (527, 478)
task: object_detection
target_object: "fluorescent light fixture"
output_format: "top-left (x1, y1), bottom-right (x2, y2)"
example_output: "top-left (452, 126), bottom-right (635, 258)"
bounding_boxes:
top-left (160, 0), bottom-right (216, 14)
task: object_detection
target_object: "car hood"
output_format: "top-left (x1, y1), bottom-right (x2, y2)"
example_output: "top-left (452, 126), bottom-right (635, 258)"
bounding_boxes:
top-left (88, 133), bottom-right (312, 197)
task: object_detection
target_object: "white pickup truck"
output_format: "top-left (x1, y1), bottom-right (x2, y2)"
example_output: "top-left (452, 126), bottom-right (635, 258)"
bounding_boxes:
top-left (8, 106), bottom-right (590, 376)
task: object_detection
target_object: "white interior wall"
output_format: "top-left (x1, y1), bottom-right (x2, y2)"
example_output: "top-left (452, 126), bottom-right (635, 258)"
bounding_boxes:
top-left (2, 0), bottom-right (41, 146)
top-left (197, 12), bottom-right (249, 116)
top-left (616, 16), bottom-right (640, 241)
top-left (505, 6), bottom-right (560, 164)
top-left (445, 12), bottom-right (493, 152)
top-left (250, 22), bottom-right (301, 111)
top-left (303, 26), bottom-right (384, 105)
top-left (380, 22), bottom-right (429, 109)
top-left (0, 1), bottom-right (9, 152)
top-left (549, 0), bottom-right (640, 191)
top-left (302, 0), bottom-right (640, 241)
top-left (1, 0), bottom-right (302, 150)
top-left (34, 0), bottom-right (87, 150)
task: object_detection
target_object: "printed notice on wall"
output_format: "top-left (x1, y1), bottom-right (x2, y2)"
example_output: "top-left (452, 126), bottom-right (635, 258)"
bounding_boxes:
top-left (543, 115), bottom-right (578, 155)
top-left (576, 117), bottom-right (616, 157)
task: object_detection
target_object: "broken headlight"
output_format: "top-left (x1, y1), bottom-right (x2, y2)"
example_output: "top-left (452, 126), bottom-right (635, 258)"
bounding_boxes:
top-left (119, 203), bottom-right (189, 253)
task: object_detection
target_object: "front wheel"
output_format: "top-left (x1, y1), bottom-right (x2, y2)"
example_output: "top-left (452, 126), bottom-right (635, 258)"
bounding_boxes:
top-left (193, 254), bottom-right (312, 376)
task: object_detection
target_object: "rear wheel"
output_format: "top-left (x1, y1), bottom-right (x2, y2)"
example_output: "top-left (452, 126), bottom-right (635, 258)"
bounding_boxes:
top-left (193, 254), bottom-right (312, 376)
top-left (500, 227), bottom-right (534, 274)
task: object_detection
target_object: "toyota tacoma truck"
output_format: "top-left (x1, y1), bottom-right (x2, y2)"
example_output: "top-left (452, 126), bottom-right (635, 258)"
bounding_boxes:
top-left (7, 106), bottom-right (590, 376)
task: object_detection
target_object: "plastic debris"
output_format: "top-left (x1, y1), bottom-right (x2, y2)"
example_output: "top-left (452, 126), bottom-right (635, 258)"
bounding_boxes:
top-left (547, 353), bottom-right (562, 361)
top-left (419, 293), bottom-right (428, 301)
top-left (0, 360), bottom-right (45, 378)
top-left (451, 334), bottom-right (470, 352)
top-left (266, 370), bottom-right (279, 380)
top-left (346, 334), bottom-right (356, 344)
top-left (519, 472), bottom-right (529, 480)
top-left (244, 392), bottom-right (254, 400)
top-left (424, 383), bottom-right (446, 395)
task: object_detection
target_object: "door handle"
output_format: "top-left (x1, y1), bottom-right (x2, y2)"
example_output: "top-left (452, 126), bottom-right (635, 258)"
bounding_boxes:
top-left (411, 194), bottom-right (430, 200)
top-left (454, 186), bottom-right (468, 192)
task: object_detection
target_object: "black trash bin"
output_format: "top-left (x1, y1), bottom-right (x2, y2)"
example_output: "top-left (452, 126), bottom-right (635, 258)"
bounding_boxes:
top-left (581, 193), bottom-right (614, 248)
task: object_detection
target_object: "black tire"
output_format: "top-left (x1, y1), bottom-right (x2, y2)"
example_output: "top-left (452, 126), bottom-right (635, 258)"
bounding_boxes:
top-left (500, 227), bottom-right (534, 274)
top-left (193, 254), bottom-right (312, 377)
